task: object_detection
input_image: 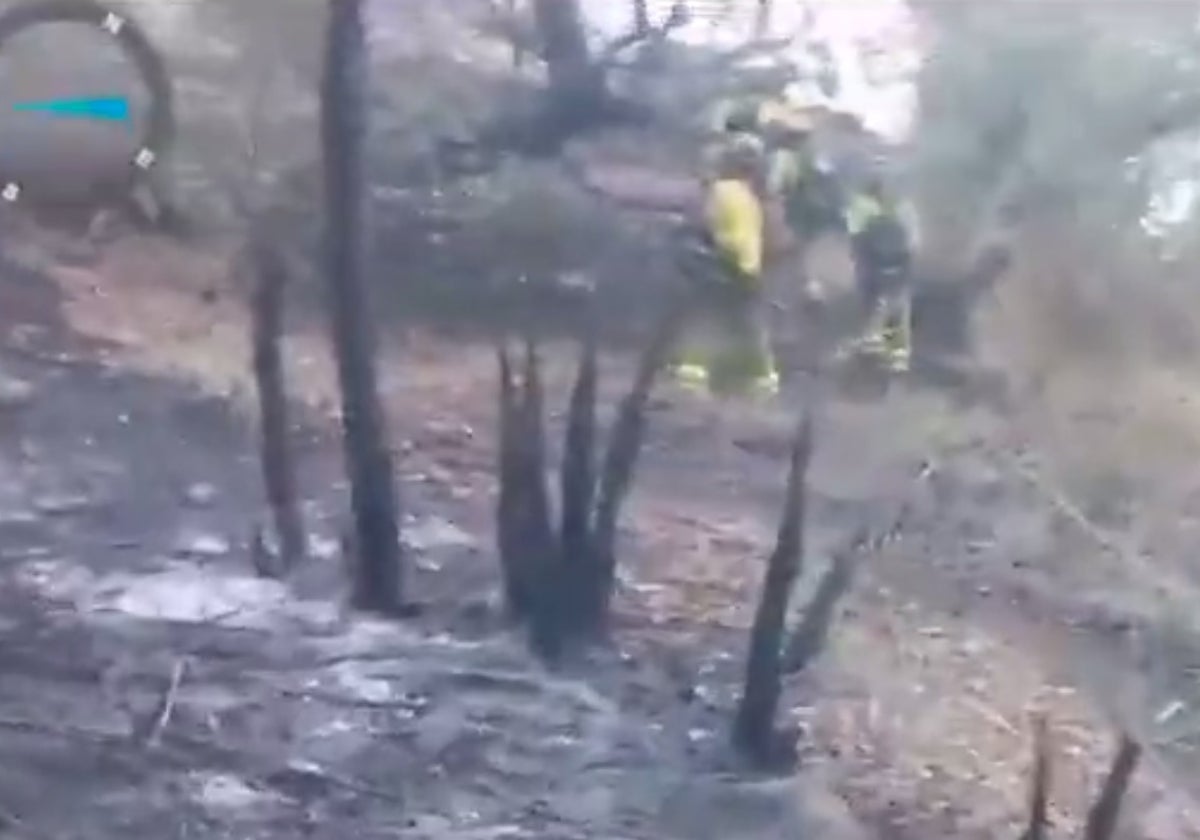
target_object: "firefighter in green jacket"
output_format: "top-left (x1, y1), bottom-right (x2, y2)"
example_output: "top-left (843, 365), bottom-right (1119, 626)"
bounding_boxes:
top-left (844, 175), bottom-right (917, 373)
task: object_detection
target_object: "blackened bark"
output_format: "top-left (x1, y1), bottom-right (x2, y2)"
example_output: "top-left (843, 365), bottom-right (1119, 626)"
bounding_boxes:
top-left (560, 329), bottom-right (598, 563)
top-left (556, 328), bottom-right (599, 640)
top-left (321, 0), bottom-right (404, 614)
top-left (633, 0), bottom-right (649, 34)
top-left (1018, 715), bottom-right (1051, 840)
top-left (756, 0), bottom-right (772, 37)
top-left (587, 297), bottom-right (686, 632)
top-left (495, 343), bottom-right (558, 629)
top-left (515, 343), bottom-right (564, 658)
top-left (496, 345), bottom-right (534, 617)
top-left (519, 341), bottom-right (555, 560)
top-left (1083, 734), bottom-right (1141, 840)
top-left (734, 417), bottom-right (814, 767)
top-left (532, 0), bottom-right (594, 93)
top-left (249, 236), bottom-right (306, 572)
top-left (783, 549), bottom-right (855, 673)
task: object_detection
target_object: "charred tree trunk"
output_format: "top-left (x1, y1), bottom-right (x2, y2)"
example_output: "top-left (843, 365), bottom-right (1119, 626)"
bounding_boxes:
top-left (1012, 720), bottom-right (1139, 840)
top-left (755, 0), bottom-right (772, 37)
top-left (1083, 734), bottom-right (1141, 840)
top-left (506, 0), bottom-right (525, 67)
top-left (1019, 715), bottom-right (1051, 840)
top-left (249, 236), bottom-right (307, 572)
top-left (533, 0), bottom-right (596, 95)
top-left (783, 549), bottom-right (855, 673)
top-left (495, 343), bottom-right (557, 626)
top-left (633, 0), bottom-right (649, 34)
top-left (496, 347), bottom-right (534, 617)
top-left (734, 417), bottom-right (814, 768)
top-left (494, 296), bottom-right (681, 656)
top-left (321, 0), bottom-right (404, 614)
top-left (585, 297), bottom-right (686, 634)
top-left (559, 325), bottom-right (598, 622)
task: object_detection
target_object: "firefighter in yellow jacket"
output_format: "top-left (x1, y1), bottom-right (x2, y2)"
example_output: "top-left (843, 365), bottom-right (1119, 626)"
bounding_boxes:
top-left (844, 175), bottom-right (917, 373)
top-left (673, 140), bottom-right (780, 398)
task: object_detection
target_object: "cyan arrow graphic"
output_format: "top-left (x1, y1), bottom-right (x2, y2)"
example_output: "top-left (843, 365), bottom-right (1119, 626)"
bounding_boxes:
top-left (12, 96), bottom-right (129, 122)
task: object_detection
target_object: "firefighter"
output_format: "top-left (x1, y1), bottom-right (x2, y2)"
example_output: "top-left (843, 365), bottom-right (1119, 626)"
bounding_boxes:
top-left (673, 140), bottom-right (780, 398)
top-left (760, 106), bottom-right (822, 300)
top-left (844, 174), bottom-right (917, 373)
top-left (702, 97), bottom-right (767, 181)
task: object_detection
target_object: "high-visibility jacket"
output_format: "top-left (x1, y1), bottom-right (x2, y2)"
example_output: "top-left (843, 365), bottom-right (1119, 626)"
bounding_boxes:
top-left (705, 178), bottom-right (764, 280)
top-left (767, 146), bottom-right (814, 196)
top-left (846, 193), bottom-right (920, 243)
top-left (846, 192), bottom-right (917, 269)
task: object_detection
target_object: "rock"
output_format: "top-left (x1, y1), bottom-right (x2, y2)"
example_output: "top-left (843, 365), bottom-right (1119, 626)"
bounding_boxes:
top-left (308, 533), bottom-right (340, 562)
top-left (415, 706), bottom-right (466, 757)
top-left (194, 773), bottom-right (280, 812)
top-left (174, 532), bottom-right (232, 558)
top-left (553, 786), bottom-right (616, 824)
top-left (33, 494), bottom-right (93, 515)
top-left (0, 375), bottom-right (34, 408)
top-left (660, 776), bottom-right (871, 840)
top-left (0, 508), bottom-right (39, 526)
top-left (403, 516), bottom-right (476, 552)
top-left (183, 482), bottom-right (218, 507)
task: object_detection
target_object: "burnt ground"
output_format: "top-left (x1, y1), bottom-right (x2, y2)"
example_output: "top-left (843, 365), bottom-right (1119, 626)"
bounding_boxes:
top-left (2, 216), bottom-right (1200, 840)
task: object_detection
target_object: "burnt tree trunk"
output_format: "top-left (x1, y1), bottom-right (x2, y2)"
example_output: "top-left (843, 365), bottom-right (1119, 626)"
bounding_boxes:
top-left (633, 0), bottom-right (649, 34)
top-left (495, 343), bottom-right (557, 624)
top-left (783, 549), bottom-right (855, 673)
top-left (494, 294), bottom-right (681, 656)
top-left (321, 0), bottom-right (404, 613)
top-left (1018, 715), bottom-right (1051, 840)
top-left (533, 0), bottom-right (595, 94)
top-left (496, 347), bottom-right (534, 617)
top-left (249, 236), bottom-right (307, 571)
top-left (1083, 734), bottom-right (1141, 840)
top-left (755, 0), bottom-right (772, 37)
top-left (526, 0), bottom-right (618, 151)
top-left (559, 325), bottom-right (598, 624)
top-left (586, 298), bottom-right (686, 634)
top-left (734, 417), bottom-right (814, 768)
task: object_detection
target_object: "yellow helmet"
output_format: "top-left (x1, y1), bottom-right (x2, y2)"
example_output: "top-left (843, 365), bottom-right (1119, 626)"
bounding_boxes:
top-left (759, 100), bottom-right (815, 136)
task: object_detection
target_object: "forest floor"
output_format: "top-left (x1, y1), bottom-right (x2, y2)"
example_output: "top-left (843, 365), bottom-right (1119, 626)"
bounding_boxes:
top-left (1, 0), bottom-right (1200, 836)
top-left (0, 211), bottom-right (1199, 840)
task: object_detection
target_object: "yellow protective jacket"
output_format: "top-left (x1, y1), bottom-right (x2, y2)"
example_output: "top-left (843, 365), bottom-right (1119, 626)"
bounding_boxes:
top-left (705, 178), bottom-right (764, 281)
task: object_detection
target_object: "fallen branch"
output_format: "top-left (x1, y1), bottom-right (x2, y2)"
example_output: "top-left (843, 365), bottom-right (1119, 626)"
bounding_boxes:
top-left (143, 658), bottom-right (187, 747)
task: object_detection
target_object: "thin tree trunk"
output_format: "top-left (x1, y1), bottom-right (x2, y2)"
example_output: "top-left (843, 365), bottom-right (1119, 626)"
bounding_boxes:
top-left (249, 236), bottom-right (306, 571)
top-left (1083, 734), bottom-right (1141, 840)
top-left (532, 0), bottom-right (592, 91)
top-left (755, 0), bottom-right (772, 37)
top-left (321, 0), bottom-right (404, 613)
top-left (1018, 715), bottom-right (1051, 840)
top-left (506, 0), bottom-right (524, 67)
top-left (734, 417), bottom-right (813, 766)
top-left (783, 549), bottom-right (854, 673)
top-left (633, 0), bottom-right (649, 34)
top-left (587, 297), bottom-right (686, 633)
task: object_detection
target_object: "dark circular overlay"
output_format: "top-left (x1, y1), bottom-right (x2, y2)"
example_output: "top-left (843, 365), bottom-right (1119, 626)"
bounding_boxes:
top-left (0, 0), bottom-right (173, 201)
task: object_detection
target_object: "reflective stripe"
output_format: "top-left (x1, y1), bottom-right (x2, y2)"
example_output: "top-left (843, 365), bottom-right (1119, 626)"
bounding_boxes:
top-left (845, 194), bottom-right (884, 236)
